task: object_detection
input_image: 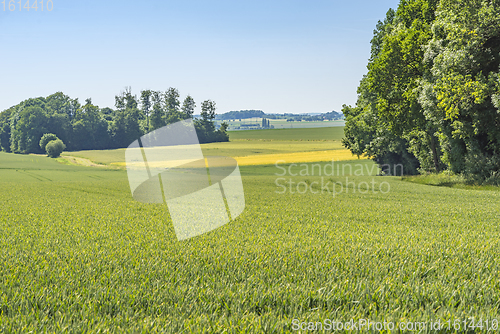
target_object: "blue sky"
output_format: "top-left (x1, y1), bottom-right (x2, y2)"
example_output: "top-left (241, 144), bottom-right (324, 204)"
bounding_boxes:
top-left (0, 0), bottom-right (399, 114)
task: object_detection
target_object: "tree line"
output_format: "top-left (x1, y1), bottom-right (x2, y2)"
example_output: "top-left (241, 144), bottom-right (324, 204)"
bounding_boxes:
top-left (342, 0), bottom-right (500, 184)
top-left (216, 110), bottom-right (343, 121)
top-left (0, 87), bottom-right (229, 154)
top-left (283, 111), bottom-right (343, 122)
top-left (216, 110), bottom-right (265, 120)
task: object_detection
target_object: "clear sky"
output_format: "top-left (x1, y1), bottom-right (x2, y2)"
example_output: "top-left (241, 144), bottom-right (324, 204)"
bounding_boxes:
top-left (0, 0), bottom-right (399, 115)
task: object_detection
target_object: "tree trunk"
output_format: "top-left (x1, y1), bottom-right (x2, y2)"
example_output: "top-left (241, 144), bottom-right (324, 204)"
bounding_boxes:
top-left (429, 132), bottom-right (440, 173)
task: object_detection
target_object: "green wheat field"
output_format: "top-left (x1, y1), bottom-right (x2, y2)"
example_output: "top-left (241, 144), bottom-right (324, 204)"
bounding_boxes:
top-left (1, 127), bottom-right (499, 333)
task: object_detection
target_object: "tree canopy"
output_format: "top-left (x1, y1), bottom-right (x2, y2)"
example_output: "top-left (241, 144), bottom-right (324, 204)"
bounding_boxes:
top-left (343, 0), bottom-right (500, 183)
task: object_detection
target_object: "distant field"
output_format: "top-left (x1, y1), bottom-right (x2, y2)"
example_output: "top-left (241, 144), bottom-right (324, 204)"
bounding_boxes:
top-left (227, 126), bottom-right (345, 141)
top-left (268, 119), bottom-right (345, 129)
top-left (61, 126), bottom-right (357, 167)
top-left (217, 118), bottom-right (345, 130)
top-left (62, 148), bottom-right (127, 166)
top-left (0, 152), bottom-right (121, 183)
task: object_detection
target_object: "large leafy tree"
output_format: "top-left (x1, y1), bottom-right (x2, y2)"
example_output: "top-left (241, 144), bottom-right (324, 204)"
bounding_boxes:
top-left (111, 88), bottom-right (142, 148)
top-left (368, 0), bottom-right (441, 172)
top-left (0, 109), bottom-right (12, 152)
top-left (140, 89), bottom-right (152, 132)
top-left (164, 87), bottom-right (190, 125)
top-left (6, 95), bottom-right (75, 153)
top-left (343, 7), bottom-right (422, 175)
top-left (10, 103), bottom-right (49, 154)
top-left (149, 91), bottom-right (165, 131)
top-left (45, 92), bottom-right (80, 120)
top-left (195, 100), bottom-right (228, 143)
top-left (164, 87), bottom-right (180, 114)
top-left (181, 95), bottom-right (196, 117)
top-left (43, 93), bottom-right (77, 149)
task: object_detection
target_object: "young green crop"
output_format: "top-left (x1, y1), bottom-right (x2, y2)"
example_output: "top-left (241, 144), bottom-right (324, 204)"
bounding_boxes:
top-left (228, 126), bottom-right (345, 141)
top-left (1, 151), bottom-right (500, 332)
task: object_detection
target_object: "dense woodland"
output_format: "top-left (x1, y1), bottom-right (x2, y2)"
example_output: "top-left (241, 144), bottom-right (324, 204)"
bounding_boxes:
top-left (342, 0), bottom-right (500, 184)
top-left (0, 88), bottom-right (228, 154)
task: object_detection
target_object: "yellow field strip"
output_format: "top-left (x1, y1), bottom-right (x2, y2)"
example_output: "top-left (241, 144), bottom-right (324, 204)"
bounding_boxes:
top-left (68, 149), bottom-right (366, 168)
top-left (234, 149), bottom-right (367, 166)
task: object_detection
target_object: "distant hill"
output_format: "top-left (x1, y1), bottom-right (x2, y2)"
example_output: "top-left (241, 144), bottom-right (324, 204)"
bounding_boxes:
top-left (322, 111), bottom-right (343, 120)
top-left (216, 110), bottom-right (343, 121)
top-left (216, 110), bottom-right (265, 120)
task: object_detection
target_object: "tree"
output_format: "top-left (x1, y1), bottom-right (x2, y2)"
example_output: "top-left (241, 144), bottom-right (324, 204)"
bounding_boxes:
top-left (43, 92), bottom-right (75, 148)
top-left (181, 95), bottom-right (196, 117)
top-left (71, 98), bottom-right (110, 150)
top-left (195, 100), bottom-right (218, 143)
top-left (101, 107), bottom-right (115, 122)
top-left (45, 92), bottom-right (80, 120)
top-left (39, 133), bottom-right (59, 152)
top-left (164, 87), bottom-right (180, 114)
top-left (111, 88), bottom-right (142, 147)
top-left (200, 100), bottom-right (216, 121)
top-left (215, 122), bottom-right (230, 142)
top-left (261, 118), bottom-right (271, 128)
top-left (0, 109), bottom-right (12, 152)
top-left (164, 87), bottom-right (189, 125)
top-left (45, 139), bottom-right (65, 158)
top-left (10, 101), bottom-right (49, 154)
top-left (140, 89), bottom-right (152, 132)
top-left (342, 2), bottom-right (438, 175)
top-left (342, 77), bottom-right (421, 175)
top-left (149, 91), bottom-right (165, 131)
top-left (368, 0), bottom-right (440, 172)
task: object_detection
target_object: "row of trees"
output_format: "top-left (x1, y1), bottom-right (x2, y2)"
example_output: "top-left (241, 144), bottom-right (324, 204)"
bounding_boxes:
top-left (261, 118), bottom-right (271, 128)
top-left (342, 0), bottom-right (500, 184)
top-left (0, 88), bottom-right (228, 154)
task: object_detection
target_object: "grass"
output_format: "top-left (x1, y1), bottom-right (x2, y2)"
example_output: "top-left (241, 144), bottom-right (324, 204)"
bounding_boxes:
top-left (2, 128), bottom-right (500, 332)
top-left (0, 152), bottom-right (122, 183)
top-left (403, 173), bottom-right (500, 192)
top-left (61, 148), bottom-right (127, 166)
top-left (0, 153), bottom-right (78, 171)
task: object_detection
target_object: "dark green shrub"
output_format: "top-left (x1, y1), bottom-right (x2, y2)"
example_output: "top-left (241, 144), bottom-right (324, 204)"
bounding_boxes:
top-left (45, 139), bottom-right (66, 158)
